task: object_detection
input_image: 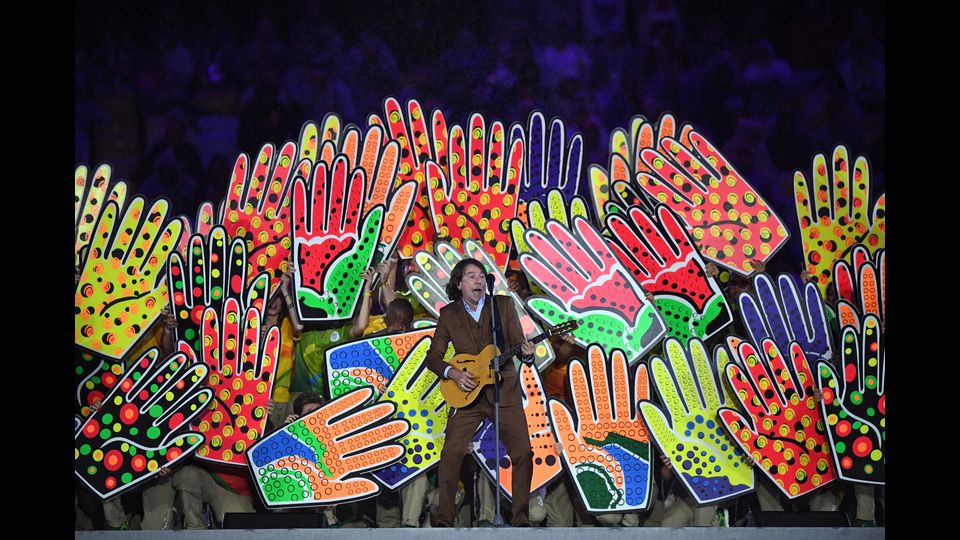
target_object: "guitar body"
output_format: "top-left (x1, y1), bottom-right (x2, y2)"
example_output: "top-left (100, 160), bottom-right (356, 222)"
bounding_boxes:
top-left (439, 344), bottom-right (500, 408)
top-left (437, 320), bottom-right (580, 409)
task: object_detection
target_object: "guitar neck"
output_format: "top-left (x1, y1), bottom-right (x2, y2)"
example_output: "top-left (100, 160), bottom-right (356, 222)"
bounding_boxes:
top-left (495, 330), bottom-right (551, 364)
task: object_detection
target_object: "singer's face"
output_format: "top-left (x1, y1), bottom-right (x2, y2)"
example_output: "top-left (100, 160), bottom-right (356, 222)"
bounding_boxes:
top-left (458, 263), bottom-right (487, 308)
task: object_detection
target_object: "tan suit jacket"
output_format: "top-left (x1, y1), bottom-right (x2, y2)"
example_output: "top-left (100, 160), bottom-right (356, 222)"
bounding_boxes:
top-left (424, 295), bottom-right (527, 405)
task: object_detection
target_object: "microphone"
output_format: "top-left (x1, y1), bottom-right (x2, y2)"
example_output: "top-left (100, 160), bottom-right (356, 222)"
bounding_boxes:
top-left (485, 272), bottom-right (496, 293)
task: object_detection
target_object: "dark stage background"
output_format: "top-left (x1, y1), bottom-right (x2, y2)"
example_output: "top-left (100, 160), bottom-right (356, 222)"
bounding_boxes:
top-left (74, 0), bottom-right (885, 276)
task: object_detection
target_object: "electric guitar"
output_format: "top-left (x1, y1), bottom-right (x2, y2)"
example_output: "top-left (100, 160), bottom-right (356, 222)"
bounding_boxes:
top-left (439, 320), bottom-right (580, 408)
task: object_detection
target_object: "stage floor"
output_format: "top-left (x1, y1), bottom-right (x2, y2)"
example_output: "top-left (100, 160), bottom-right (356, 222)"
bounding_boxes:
top-left (76, 526), bottom-right (883, 539)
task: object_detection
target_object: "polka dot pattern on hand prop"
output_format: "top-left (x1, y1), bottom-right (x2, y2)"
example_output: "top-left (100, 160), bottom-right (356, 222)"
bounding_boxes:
top-left (175, 201), bottom-right (217, 256)
top-left (520, 216), bottom-right (667, 365)
top-left (372, 97), bottom-right (451, 259)
top-left (816, 314), bottom-right (885, 484)
top-left (192, 296), bottom-right (279, 466)
top-left (326, 326), bottom-right (454, 399)
top-left (74, 347), bottom-right (211, 500)
top-left (517, 111), bottom-right (583, 226)
top-left (794, 146), bottom-right (885, 295)
top-left (297, 113), bottom-right (341, 180)
top-left (76, 349), bottom-right (123, 418)
top-left (168, 225), bottom-right (270, 355)
top-left (639, 338), bottom-right (755, 505)
top-left (606, 204), bottom-right (733, 341)
top-left (548, 346), bottom-right (653, 512)
top-left (75, 163), bottom-right (127, 270)
top-left (719, 339), bottom-right (838, 499)
top-left (292, 154), bottom-right (384, 321)
top-left (737, 273), bottom-right (833, 364)
top-left (833, 245), bottom-right (884, 331)
top-left (370, 336), bottom-right (448, 490)
top-left (510, 188), bottom-right (590, 259)
top-left (75, 197), bottom-right (182, 359)
top-left (589, 113), bottom-right (688, 222)
top-left (297, 118), bottom-right (416, 266)
top-left (221, 141), bottom-right (298, 295)
top-left (637, 126), bottom-right (790, 276)
top-left (246, 386), bottom-right (409, 508)
top-left (426, 112), bottom-right (524, 272)
top-left (473, 362), bottom-right (563, 500)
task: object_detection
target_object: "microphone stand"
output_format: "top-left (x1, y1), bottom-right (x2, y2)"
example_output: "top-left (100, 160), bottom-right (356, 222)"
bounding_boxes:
top-left (486, 274), bottom-right (506, 527)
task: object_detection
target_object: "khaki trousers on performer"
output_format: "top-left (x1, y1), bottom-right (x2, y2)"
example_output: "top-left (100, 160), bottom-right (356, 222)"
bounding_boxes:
top-left (596, 511), bottom-right (640, 526)
top-left (641, 495), bottom-right (666, 527)
top-left (477, 478), bottom-right (546, 524)
top-left (854, 484), bottom-right (876, 521)
top-left (543, 480), bottom-right (574, 527)
top-left (102, 497), bottom-right (126, 529)
top-left (756, 480), bottom-right (785, 512)
top-left (172, 465), bottom-right (254, 529)
top-left (809, 489), bottom-right (839, 512)
top-left (660, 492), bottom-right (718, 527)
top-left (376, 500), bottom-right (401, 528)
top-left (427, 482), bottom-right (469, 526)
top-left (400, 475), bottom-right (430, 526)
top-left (141, 476), bottom-right (177, 530)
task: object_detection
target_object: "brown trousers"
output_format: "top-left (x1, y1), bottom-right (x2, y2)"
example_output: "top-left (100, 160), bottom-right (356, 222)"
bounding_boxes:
top-left (436, 369), bottom-right (532, 527)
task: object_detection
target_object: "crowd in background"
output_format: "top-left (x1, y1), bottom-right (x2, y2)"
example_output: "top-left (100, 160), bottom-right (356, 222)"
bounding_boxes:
top-left (75, 0), bottom-right (884, 276)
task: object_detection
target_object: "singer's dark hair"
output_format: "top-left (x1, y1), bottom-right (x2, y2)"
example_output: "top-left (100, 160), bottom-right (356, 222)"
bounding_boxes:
top-left (445, 258), bottom-right (487, 302)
